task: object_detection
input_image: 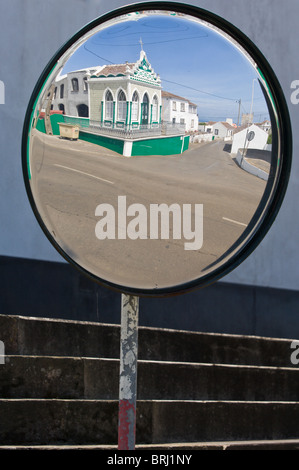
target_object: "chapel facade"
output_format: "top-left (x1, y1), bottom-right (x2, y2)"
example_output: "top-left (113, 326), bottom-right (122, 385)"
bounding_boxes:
top-left (88, 49), bottom-right (162, 130)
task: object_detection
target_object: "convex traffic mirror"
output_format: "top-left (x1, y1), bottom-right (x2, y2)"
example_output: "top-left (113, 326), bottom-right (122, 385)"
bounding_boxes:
top-left (22, 2), bottom-right (292, 296)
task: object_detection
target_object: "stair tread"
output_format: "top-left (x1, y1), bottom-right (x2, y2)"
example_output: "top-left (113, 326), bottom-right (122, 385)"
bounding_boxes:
top-left (4, 354), bottom-right (299, 371)
top-left (3, 313), bottom-right (295, 342)
top-left (1, 398), bottom-right (299, 404)
top-left (1, 439), bottom-right (299, 450)
top-left (1, 314), bottom-right (299, 445)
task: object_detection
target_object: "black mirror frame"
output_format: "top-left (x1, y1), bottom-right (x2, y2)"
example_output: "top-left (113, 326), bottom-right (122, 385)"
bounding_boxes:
top-left (22, 1), bottom-right (292, 298)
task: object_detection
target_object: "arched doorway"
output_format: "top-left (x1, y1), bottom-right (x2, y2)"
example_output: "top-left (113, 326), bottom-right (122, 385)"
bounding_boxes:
top-left (77, 104), bottom-right (89, 118)
top-left (141, 93), bottom-right (149, 125)
top-left (58, 103), bottom-right (65, 114)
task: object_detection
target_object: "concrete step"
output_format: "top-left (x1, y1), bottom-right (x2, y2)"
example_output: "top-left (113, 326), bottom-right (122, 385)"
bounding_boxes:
top-left (1, 399), bottom-right (299, 446)
top-left (1, 314), bottom-right (296, 366)
top-left (1, 356), bottom-right (299, 402)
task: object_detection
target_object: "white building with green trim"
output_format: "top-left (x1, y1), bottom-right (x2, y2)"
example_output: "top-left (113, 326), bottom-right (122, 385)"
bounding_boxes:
top-left (89, 49), bottom-right (162, 132)
top-left (49, 49), bottom-right (190, 156)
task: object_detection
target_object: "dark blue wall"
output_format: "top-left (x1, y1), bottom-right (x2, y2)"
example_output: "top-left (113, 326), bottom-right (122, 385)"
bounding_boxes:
top-left (0, 255), bottom-right (298, 339)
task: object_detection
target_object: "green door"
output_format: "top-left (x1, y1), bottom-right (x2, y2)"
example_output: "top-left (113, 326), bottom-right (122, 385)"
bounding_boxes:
top-left (141, 94), bottom-right (149, 125)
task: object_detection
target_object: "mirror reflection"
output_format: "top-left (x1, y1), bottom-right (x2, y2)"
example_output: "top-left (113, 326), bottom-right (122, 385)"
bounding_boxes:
top-left (26, 9), bottom-right (276, 292)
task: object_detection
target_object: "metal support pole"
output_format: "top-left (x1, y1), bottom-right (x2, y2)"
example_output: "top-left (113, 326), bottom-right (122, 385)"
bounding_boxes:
top-left (118, 294), bottom-right (139, 450)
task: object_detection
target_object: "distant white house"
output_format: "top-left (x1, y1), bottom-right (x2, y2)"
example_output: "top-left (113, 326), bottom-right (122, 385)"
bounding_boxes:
top-left (257, 120), bottom-right (271, 133)
top-left (231, 124), bottom-right (269, 154)
top-left (204, 119), bottom-right (235, 139)
top-left (161, 91), bottom-right (198, 132)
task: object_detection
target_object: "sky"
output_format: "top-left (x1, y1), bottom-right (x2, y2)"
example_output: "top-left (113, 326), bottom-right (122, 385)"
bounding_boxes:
top-left (61, 11), bottom-right (270, 123)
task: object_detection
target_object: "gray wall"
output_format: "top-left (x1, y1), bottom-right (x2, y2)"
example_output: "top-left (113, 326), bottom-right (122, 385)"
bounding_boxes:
top-left (0, 0), bottom-right (298, 293)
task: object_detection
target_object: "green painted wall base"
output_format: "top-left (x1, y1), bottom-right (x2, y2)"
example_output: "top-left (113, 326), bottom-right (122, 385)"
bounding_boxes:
top-left (131, 135), bottom-right (189, 156)
top-left (80, 131), bottom-right (190, 157)
top-left (79, 131), bottom-right (124, 154)
top-left (35, 114), bottom-right (190, 157)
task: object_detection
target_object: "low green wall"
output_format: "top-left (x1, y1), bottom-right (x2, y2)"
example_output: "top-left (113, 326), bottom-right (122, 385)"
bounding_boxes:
top-left (131, 135), bottom-right (189, 156)
top-left (79, 131), bottom-right (124, 155)
top-left (36, 114), bottom-right (64, 135)
top-left (34, 117), bottom-right (189, 157)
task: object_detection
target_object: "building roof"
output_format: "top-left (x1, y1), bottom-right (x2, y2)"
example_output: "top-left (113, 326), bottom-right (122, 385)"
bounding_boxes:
top-left (95, 63), bottom-right (135, 77)
top-left (93, 50), bottom-right (161, 88)
top-left (219, 121), bottom-right (234, 129)
top-left (233, 123), bottom-right (268, 135)
top-left (162, 90), bottom-right (197, 107)
top-left (206, 121), bottom-right (234, 129)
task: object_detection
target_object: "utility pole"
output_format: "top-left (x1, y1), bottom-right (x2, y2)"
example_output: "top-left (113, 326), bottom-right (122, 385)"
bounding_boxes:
top-left (237, 99), bottom-right (241, 127)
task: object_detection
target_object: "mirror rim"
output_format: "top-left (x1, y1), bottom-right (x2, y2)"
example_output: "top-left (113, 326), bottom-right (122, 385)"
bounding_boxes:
top-left (22, 1), bottom-right (293, 297)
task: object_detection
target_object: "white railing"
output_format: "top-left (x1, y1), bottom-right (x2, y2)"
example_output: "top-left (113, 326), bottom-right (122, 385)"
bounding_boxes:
top-left (63, 116), bottom-right (186, 139)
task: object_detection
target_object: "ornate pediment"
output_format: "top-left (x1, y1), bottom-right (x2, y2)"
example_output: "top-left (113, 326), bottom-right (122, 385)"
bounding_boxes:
top-left (130, 50), bottom-right (161, 87)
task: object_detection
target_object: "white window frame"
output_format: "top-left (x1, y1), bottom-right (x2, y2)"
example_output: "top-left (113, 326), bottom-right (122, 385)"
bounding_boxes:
top-left (131, 91), bottom-right (139, 122)
top-left (105, 90), bottom-right (114, 120)
top-left (117, 90), bottom-right (127, 121)
top-left (152, 95), bottom-right (158, 122)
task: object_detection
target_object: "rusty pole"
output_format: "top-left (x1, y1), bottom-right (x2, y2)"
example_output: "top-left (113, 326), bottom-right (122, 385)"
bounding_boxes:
top-left (118, 294), bottom-right (139, 450)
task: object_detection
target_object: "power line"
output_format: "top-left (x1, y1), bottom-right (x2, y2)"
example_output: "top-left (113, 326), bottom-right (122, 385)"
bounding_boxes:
top-left (161, 78), bottom-right (239, 102)
top-left (83, 45), bottom-right (115, 64)
top-left (92, 34), bottom-right (209, 47)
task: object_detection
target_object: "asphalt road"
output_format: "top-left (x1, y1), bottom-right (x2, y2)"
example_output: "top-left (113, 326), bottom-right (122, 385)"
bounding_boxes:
top-left (28, 130), bottom-right (267, 291)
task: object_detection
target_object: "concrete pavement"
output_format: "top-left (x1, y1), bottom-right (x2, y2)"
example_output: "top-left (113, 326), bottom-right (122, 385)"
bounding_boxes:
top-left (28, 131), bottom-right (267, 291)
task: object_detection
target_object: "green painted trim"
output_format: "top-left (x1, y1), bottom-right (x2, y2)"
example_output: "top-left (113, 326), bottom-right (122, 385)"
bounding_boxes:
top-left (113, 101), bottom-right (116, 124)
top-left (101, 101), bottom-right (103, 123)
top-left (126, 101), bottom-right (129, 126)
top-left (129, 101), bottom-right (132, 126)
top-left (115, 121), bottom-right (125, 128)
top-left (159, 105), bottom-right (162, 124)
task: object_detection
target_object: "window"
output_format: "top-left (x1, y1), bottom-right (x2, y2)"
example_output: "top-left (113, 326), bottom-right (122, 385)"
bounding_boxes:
top-left (172, 101), bottom-right (176, 111)
top-left (180, 102), bottom-right (185, 112)
top-left (72, 78), bottom-right (79, 92)
top-left (83, 77), bottom-right (88, 92)
top-left (117, 90), bottom-right (127, 121)
top-left (152, 95), bottom-right (158, 122)
top-left (131, 91), bottom-right (139, 121)
top-left (191, 119), bottom-right (194, 128)
top-left (215, 129), bottom-right (219, 135)
top-left (105, 90), bottom-right (114, 120)
top-left (60, 84), bottom-right (64, 99)
top-left (180, 118), bottom-right (185, 124)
